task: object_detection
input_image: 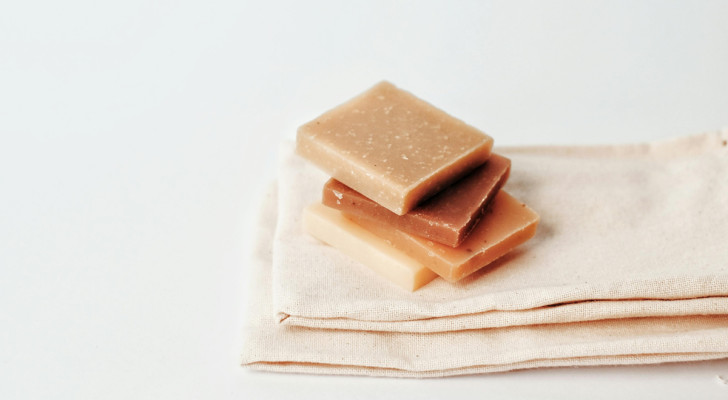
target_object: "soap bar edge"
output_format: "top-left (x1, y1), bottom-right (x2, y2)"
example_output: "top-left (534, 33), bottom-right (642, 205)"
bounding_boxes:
top-left (302, 203), bottom-right (439, 291)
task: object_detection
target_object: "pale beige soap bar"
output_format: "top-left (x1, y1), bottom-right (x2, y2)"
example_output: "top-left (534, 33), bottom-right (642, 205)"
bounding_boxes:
top-left (297, 81), bottom-right (494, 215)
top-left (349, 191), bottom-right (539, 282)
top-left (303, 203), bottom-right (438, 291)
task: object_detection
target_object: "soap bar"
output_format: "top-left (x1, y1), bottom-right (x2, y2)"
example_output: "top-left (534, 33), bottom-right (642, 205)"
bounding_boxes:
top-left (322, 154), bottom-right (511, 247)
top-left (297, 81), bottom-right (494, 215)
top-left (303, 203), bottom-right (438, 291)
top-left (348, 191), bottom-right (539, 282)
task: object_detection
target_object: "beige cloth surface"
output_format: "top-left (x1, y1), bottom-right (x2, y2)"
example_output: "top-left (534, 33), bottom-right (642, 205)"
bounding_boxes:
top-left (241, 179), bottom-right (728, 377)
top-left (271, 130), bottom-right (728, 333)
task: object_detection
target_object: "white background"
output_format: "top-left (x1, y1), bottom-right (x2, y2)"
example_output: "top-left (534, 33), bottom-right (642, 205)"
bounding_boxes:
top-left (2, 1), bottom-right (728, 399)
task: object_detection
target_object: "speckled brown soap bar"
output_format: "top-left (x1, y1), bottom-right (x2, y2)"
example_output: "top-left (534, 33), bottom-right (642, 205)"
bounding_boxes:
top-left (297, 81), bottom-right (494, 215)
top-left (323, 154), bottom-right (511, 247)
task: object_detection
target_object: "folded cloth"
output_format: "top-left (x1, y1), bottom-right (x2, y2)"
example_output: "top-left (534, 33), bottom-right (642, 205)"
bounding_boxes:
top-left (241, 180), bottom-right (728, 377)
top-left (271, 130), bottom-right (728, 333)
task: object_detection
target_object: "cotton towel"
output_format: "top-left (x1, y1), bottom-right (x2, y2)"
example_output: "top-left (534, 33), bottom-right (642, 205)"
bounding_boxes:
top-left (241, 174), bottom-right (728, 377)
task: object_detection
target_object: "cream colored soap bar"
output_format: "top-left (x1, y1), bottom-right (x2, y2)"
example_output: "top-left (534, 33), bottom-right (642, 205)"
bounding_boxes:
top-left (297, 81), bottom-right (494, 215)
top-left (349, 190), bottom-right (539, 282)
top-left (303, 203), bottom-right (438, 291)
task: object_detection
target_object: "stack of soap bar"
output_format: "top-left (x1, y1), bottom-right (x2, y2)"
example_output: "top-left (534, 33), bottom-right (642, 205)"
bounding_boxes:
top-left (296, 81), bottom-right (539, 291)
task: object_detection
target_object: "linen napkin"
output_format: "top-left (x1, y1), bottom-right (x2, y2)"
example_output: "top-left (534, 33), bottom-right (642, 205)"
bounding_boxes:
top-left (271, 130), bottom-right (728, 333)
top-left (241, 176), bottom-right (728, 377)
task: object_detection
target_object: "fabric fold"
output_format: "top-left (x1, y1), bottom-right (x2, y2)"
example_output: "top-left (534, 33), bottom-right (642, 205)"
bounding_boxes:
top-left (241, 175), bottom-right (728, 377)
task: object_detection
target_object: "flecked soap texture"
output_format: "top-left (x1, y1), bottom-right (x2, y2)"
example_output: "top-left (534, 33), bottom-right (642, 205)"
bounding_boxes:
top-left (296, 81), bottom-right (493, 215)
